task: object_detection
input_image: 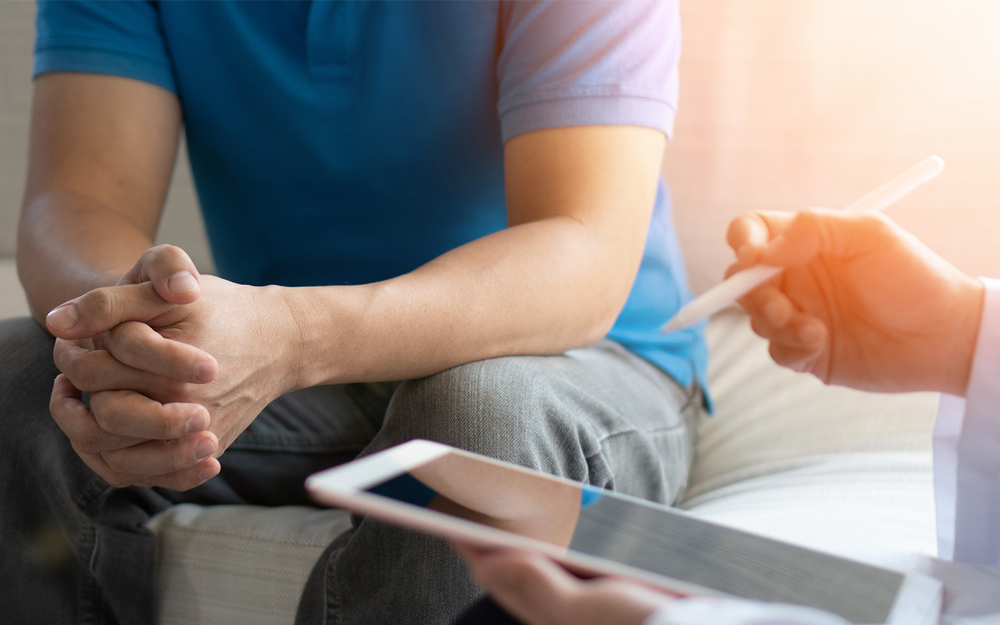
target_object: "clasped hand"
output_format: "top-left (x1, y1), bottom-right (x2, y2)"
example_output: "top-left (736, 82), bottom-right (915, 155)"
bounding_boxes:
top-left (46, 246), bottom-right (299, 491)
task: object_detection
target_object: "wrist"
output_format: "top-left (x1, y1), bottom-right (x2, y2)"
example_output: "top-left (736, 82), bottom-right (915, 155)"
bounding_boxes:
top-left (946, 276), bottom-right (985, 396)
top-left (263, 285), bottom-right (310, 395)
top-left (275, 284), bottom-right (373, 390)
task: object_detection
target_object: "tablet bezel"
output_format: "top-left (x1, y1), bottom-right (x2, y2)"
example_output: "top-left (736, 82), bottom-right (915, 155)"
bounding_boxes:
top-left (305, 439), bottom-right (940, 624)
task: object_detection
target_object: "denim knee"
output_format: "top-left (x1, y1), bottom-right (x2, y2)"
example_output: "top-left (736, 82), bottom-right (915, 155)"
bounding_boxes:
top-left (377, 354), bottom-right (610, 483)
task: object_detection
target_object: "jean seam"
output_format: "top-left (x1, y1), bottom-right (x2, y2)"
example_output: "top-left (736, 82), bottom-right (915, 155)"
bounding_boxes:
top-left (77, 510), bottom-right (99, 625)
top-left (596, 421), bottom-right (687, 444)
top-left (74, 477), bottom-right (110, 625)
top-left (328, 546), bottom-right (342, 625)
top-left (74, 477), bottom-right (107, 509)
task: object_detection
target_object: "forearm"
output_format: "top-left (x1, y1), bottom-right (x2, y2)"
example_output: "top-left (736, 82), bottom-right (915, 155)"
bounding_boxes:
top-left (18, 189), bottom-right (153, 324)
top-left (284, 214), bottom-right (642, 387)
top-left (18, 73), bottom-right (182, 325)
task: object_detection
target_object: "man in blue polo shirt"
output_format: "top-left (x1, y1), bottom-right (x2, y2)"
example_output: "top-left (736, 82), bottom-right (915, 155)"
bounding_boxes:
top-left (0, 1), bottom-right (708, 623)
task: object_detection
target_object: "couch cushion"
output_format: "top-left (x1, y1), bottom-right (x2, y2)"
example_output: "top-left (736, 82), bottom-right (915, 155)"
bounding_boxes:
top-left (149, 504), bottom-right (352, 625)
top-left (682, 308), bottom-right (938, 558)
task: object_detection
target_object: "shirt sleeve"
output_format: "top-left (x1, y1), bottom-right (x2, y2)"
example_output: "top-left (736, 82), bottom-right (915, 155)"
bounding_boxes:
top-left (934, 277), bottom-right (1000, 565)
top-left (496, 0), bottom-right (680, 142)
top-left (644, 597), bottom-right (851, 625)
top-left (34, 0), bottom-right (177, 93)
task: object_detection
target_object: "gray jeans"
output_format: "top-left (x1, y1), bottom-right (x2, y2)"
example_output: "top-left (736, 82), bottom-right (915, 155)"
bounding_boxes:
top-left (0, 316), bottom-right (701, 625)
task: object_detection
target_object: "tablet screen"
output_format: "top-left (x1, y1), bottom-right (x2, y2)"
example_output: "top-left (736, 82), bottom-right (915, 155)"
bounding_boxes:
top-left (363, 449), bottom-right (903, 625)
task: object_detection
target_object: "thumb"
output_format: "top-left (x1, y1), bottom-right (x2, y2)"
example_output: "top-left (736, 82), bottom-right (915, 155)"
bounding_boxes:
top-left (118, 244), bottom-right (202, 305)
top-left (759, 207), bottom-right (887, 268)
top-left (472, 550), bottom-right (576, 622)
top-left (46, 282), bottom-right (172, 340)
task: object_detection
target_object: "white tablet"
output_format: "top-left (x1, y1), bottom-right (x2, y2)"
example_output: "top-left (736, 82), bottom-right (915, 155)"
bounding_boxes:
top-left (305, 439), bottom-right (941, 624)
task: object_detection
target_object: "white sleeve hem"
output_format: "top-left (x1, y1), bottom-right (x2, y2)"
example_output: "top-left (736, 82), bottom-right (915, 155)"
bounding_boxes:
top-left (935, 277), bottom-right (1000, 565)
top-left (643, 598), bottom-right (851, 625)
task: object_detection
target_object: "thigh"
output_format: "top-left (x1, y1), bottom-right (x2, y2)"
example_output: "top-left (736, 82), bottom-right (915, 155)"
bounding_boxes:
top-left (0, 317), bottom-right (165, 623)
top-left (371, 338), bottom-right (701, 506)
top-left (314, 341), bottom-right (700, 625)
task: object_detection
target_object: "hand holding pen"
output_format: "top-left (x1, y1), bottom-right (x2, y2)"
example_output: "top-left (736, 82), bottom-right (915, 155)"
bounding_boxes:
top-left (701, 156), bottom-right (984, 396)
top-left (662, 156), bottom-right (946, 333)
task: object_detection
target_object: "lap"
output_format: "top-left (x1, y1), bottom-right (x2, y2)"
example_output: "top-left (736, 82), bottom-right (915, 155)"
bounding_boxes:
top-left (0, 318), bottom-right (697, 507)
top-left (0, 319), bottom-right (698, 625)
top-left (369, 339), bottom-right (700, 504)
top-left (185, 338), bottom-right (698, 510)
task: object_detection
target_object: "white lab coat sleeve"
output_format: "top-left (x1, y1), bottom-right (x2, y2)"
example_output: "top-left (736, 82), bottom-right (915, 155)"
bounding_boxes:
top-left (642, 598), bottom-right (851, 625)
top-left (934, 277), bottom-right (1000, 565)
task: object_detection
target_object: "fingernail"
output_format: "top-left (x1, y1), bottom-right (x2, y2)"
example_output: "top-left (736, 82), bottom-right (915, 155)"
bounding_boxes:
top-left (168, 271), bottom-right (199, 294)
top-left (192, 360), bottom-right (215, 384)
top-left (198, 465), bottom-right (217, 483)
top-left (185, 410), bottom-right (209, 435)
top-left (46, 303), bottom-right (78, 332)
top-left (194, 439), bottom-right (215, 462)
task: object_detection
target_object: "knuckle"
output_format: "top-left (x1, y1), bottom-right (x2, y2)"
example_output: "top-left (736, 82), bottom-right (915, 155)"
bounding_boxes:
top-left (52, 341), bottom-right (70, 371)
top-left (70, 363), bottom-right (98, 392)
top-left (73, 432), bottom-right (103, 455)
top-left (101, 452), bottom-right (132, 475)
top-left (110, 324), bottom-right (142, 359)
top-left (868, 212), bottom-right (895, 233)
top-left (79, 287), bottom-right (117, 324)
top-left (104, 473), bottom-right (131, 489)
top-left (147, 244), bottom-right (171, 258)
top-left (91, 402), bottom-right (123, 435)
top-left (159, 413), bottom-right (180, 439)
top-left (796, 208), bottom-right (822, 228)
top-left (156, 245), bottom-right (190, 272)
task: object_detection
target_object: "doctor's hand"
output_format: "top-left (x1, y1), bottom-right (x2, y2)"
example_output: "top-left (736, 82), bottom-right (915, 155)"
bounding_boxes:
top-left (455, 543), bottom-right (673, 625)
top-left (47, 256), bottom-right (301, 490)
top-left (726, 209), bottom-right (983, 396)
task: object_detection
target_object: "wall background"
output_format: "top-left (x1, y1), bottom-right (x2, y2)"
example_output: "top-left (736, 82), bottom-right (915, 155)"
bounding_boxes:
top-left (668, 0), bottom-right (1000, 293)
top-left (0, 0), bottom-right (213, 274)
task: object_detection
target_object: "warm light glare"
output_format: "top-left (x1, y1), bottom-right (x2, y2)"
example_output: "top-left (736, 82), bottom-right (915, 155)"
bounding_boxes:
top-left (666, 0), bottom-right (1000, 294)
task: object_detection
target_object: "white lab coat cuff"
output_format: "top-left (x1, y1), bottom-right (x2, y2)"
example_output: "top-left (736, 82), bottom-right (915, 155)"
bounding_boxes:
top-left (935, 277), bottom-right (1000, 565)
top-left (643, 598), bottom-right (851, 625)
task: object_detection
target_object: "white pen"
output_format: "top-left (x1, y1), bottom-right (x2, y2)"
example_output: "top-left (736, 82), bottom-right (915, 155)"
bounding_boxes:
top-left (661, 155), bottom-right (946, 333)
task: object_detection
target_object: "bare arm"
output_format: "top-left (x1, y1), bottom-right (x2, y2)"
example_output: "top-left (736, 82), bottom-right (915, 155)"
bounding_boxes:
top-left (18, 72), bottom-right (184, 323)
top-left (46, 124), bottom-right (666, 489)
top-left (24, 73), bottom-right (220, 490)
top-left (286, 125), bottom-right (666, 386)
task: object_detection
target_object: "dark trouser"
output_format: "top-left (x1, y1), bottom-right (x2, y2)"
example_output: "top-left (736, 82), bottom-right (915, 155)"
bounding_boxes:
top-left (453, 597), bottom-right (522, 625)
top-left (0, 316), bottom-right (700, 625)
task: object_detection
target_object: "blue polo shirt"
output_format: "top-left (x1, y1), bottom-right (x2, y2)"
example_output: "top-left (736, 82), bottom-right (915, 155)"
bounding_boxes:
top-left (34, 0), bottom-right (709, 402)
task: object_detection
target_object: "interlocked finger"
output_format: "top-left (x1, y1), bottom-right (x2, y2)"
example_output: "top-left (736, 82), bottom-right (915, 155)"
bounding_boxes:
top-left (53, 338), bottom-right (184, 398)
top-left (99, 430), bottom-right (218, 477)
top-left (104, 321), bottom-right (217, 383)
top-left (49, 375), bottom-right (143, 454)
top-left (89, 389), bottom-right (210, 440)
top-left (76, 446), bottom-right (221, 491)
top-left (46, 281), bottom-right (176, 340)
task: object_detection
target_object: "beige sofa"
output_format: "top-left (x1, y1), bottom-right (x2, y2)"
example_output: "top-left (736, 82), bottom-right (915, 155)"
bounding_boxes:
top-left (6, 1), bottom-right (1000, 623)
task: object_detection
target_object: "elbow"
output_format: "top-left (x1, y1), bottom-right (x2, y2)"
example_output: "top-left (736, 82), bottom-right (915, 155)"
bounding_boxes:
top-left (566, 289), bottom-right (630, 351)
